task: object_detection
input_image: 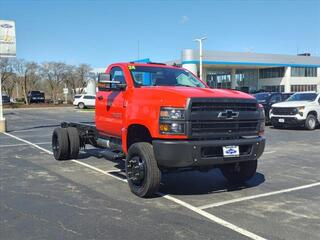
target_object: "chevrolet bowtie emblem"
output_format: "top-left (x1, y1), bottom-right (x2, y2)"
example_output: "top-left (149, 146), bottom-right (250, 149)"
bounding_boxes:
top-left (218, 110), bottom-right (239, 119)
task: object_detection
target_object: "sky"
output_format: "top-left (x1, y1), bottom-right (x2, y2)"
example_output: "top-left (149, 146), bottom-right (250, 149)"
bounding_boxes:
top-left (0, 0), bottom-right (319, 68)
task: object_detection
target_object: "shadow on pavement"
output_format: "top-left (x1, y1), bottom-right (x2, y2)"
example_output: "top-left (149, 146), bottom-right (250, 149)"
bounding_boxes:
top-left (159, 169), bottom-right (265, 196)
top-left (75, 149), bottom-right (265, 197)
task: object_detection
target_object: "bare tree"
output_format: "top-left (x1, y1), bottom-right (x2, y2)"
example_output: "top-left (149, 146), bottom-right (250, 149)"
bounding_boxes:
top-left (2, 58), bottom-right (94, 104)
top-left (76, 64), bottom-right (92, 93)
top-left (41, 62), bottom-right (69, 102)
top-left (0, 58), bottom-right (15, 94)
top-left (2, 73), bottom-right (18, 98)
top-left (14, 59), bottom-right (39, 104)
top-left (64, 65), bottom-right (77, 98)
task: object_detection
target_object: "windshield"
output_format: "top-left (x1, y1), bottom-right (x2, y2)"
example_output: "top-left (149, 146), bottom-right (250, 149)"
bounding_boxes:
top-left (287, 93), bottom-right (318, 102)
top-left (254, 93), bottom-right (271, 101)
top-left (129, 66), bottom-right (206, 88)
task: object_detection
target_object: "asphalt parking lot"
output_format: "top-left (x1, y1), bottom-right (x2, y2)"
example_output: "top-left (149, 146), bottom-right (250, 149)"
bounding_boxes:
top-left (1, 108), bottom-right (319, 240)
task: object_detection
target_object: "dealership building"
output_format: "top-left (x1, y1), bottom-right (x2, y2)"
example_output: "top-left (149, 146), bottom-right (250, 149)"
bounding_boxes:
top-left (169, 49), bottom-right (320, 93)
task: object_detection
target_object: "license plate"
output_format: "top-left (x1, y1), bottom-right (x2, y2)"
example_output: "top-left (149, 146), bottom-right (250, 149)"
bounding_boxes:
top-left (223, 146), bottom-right (240, 158)
top-left (278, 118), bottom-right (285, 123)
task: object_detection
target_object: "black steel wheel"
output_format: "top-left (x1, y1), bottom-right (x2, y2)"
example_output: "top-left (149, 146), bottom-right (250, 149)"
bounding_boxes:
top-left (52, 128), bottom-right (70, 160)
top-left (66, 127), bottom-right (80, 159)
top-left (220, 160), bottom-right (257, 184)
top-left (126, 142), bottom-right (161, 198)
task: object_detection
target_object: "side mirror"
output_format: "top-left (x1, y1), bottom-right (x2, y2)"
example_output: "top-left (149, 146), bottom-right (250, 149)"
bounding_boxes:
top-left (98, 73), bottom-right (111, 83)
top-left (97, 73), bottom-right (127, 91)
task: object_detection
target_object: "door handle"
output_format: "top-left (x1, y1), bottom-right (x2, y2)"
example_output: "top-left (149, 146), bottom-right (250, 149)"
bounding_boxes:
top-left (97, 96), bottom-right (103, 101)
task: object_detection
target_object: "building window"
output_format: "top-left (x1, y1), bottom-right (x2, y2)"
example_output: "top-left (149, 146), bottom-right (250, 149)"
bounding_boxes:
top-left (290, 85), bottom-right (317, 92)
top-left (259, 67), bottom-right (285, 79)
top-left (291, 67), bottom-right (317, 77)
top-left (261, 85), bottom-right (285, 92)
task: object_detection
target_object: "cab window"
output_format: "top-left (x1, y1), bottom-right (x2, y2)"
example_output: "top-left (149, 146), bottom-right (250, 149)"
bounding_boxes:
top-left (270, 94), bottom-right (281, 103)
top-left (110, 67), bottom-right (125, 85)
top-left (83, 95), bottom-right (95, 99)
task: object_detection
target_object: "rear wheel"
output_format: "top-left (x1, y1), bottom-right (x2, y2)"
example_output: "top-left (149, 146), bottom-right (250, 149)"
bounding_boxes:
top-left (52, 128), bottom-right (69, 160)
top-left (220, 160), bottom-right (257, 184)
top-left (126, 142), bottom-right (161, 198)
top-left (78, 102), bottom-right (85, 109)
top-left (305, 114), bottom-right (317, 130)
top-left (66, 127), bottom-right (80, 159)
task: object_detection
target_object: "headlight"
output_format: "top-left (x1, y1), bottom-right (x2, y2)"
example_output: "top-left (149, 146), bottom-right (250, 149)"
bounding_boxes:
top-left (160, 107), bottom-right (185, 120)
top-left (159, 122), bottom-right (185, 135)
top-left (258, 104), bottom-right (265, 119)
top-left (159, 107), bottom-right (186, 135)
top-left (297, 106), bottom-right (305, 116)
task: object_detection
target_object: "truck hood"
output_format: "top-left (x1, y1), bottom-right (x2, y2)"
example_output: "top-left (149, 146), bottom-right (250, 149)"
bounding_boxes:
top-left (145, 86), bottom-right (254, 99)
top-left (272, 101), bottom-right (312, 108)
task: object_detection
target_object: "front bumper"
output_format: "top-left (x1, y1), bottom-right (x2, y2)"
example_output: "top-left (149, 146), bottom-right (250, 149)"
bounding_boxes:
top-left (270, 117), bottom-right (305, 126)
top-left (153, 137), bottom-right (265, 169)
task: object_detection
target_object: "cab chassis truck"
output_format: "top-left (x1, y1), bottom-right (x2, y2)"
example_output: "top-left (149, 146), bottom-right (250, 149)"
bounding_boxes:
top-left (52, 62), bottom-right (265, 198)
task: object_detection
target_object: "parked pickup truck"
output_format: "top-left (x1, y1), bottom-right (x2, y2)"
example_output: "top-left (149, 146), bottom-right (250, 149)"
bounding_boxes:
top-left (27, 90), bottom-right (45, 103)
top-left (254, 92), bottom-right (284, 124)
top-left (52, 62), bottom-right (265, 197)
top-left (270, 92), bottom-right (320, 130)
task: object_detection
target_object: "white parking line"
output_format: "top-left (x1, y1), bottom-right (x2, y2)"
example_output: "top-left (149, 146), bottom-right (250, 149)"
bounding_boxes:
top-left (263, 151), bottom-right (276, 154)
top-left (0, 142), bottom-right (51, 148)
top-left (199, 182), bottom-right (320, 210)
top-left (3, 132), bottom-right (267, 240)
top-left (10, 129), bottom-right (53, 133)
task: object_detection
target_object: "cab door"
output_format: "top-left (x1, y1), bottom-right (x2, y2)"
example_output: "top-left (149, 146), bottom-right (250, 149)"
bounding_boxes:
top-left (95, 66), bottom-right (127, 138)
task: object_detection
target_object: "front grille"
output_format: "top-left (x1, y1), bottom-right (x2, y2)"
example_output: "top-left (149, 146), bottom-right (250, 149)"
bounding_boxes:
top-left (191, 120), bottom-right (259, 137)
top-left (272, 107), bottom-right (297, 115)
top-left (191, 101), bottom-right (257, 112)
top-left (188, 98), bottom-right (260, 138)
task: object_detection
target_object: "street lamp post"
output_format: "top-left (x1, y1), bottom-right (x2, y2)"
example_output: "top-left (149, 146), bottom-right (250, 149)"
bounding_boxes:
top-left (193, 37), bottom-right (207, 81)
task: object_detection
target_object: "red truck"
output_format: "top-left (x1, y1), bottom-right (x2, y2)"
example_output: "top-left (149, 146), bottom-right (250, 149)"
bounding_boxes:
top-left (52, 62), bottom-right (265, 197)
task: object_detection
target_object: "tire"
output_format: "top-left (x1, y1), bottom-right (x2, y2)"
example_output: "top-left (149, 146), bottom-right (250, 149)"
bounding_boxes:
top-left (220, 160), bottom-right (257, 184)
top-left (125, 142), bottom-right (161, 198)
top-left (52, 128), bottom-right (70, 160)
top-left (78, 102), bottom-right (85, 109)
top-left (305, 114), bottom-right (317, 130)
top-left (66, 127), bottom-right (80, 159)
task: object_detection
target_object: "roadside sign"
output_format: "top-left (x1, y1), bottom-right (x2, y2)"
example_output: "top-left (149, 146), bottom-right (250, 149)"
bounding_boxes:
top-left (63, 88), bottom-right (69, 94)
top-left (0, 19), bottom-right (16, 132)
top-left (0, 20), bottom-right (16, 57)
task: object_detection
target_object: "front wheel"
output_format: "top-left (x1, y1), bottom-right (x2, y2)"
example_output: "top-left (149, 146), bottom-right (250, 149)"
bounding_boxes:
top-left (305, 114), bottom-right (317, 130)
top-left (126, 142), bottom-right (161, 198)
top-left (220, 160), bottom-right (257, 184)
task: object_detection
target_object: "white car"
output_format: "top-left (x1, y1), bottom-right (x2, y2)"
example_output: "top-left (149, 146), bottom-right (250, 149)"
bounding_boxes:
top-left (73, 94), bottom-right (96, 109)
top-left (270, 92), bottom-right (320, 130)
